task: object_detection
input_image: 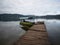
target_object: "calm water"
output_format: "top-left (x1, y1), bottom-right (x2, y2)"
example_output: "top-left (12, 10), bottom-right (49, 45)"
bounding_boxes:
top-left (45, 20), bottom-right (60, 45)
top-left (0, 21), bottom-right (26, 45)
top-left (0, 19), bottom-right (60, 45)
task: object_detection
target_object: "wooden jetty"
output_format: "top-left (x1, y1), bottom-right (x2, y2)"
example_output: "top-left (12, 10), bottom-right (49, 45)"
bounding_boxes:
top-left (14, 22), bottom-right (51, 45)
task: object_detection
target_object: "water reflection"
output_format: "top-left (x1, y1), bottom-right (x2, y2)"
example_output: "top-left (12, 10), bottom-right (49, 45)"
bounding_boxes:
top-left (0, 21), bottom-right (26, 45)
top-left (0, 19), bottom-right (60, 45)
top-left (45, 20), bottom-right (60, 45)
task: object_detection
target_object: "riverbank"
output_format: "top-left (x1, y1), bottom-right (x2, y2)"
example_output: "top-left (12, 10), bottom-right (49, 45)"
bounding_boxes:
top-left (14, 22), bottom-right (51, 45)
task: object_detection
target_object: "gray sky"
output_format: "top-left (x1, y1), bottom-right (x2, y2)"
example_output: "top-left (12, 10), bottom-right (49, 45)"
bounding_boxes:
top-left (0, 0), bottom-right (60, 16)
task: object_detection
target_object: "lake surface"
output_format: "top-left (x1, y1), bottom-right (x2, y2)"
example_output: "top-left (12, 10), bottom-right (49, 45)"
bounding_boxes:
top-left (0, 19), bottom-right (60, 45)
top-left (0, 21), bottom-right (26, 45)
top-left (45, 20), bottom-right (60, 45)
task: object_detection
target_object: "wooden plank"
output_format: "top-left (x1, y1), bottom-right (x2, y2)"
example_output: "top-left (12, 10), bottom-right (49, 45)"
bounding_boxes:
top-left (14, 22), bottom-right (51, 45)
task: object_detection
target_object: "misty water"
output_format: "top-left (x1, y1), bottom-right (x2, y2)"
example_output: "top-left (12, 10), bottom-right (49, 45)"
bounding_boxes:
top-left (0, 19), bottom-right (60, 45)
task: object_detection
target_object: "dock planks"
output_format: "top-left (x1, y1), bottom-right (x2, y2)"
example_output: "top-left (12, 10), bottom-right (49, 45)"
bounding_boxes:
top-left (14, 22), bottom-right (51, 45)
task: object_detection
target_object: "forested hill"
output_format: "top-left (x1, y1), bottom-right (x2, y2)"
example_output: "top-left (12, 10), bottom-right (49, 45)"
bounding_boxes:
top-left (36, 15), bottom-right (60, 19)
top-left (0, 14), bottom-right (60, 21)
top-left (0, 14), bottom-right (35, 21)
top-left (0, 14), bottom-right (25, 21)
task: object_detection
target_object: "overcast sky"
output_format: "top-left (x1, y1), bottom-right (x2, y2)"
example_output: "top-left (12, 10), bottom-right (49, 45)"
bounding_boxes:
top-left (0, 0), bottom-right (60, 16)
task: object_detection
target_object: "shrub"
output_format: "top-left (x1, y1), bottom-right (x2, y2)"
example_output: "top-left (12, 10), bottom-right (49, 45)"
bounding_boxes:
top-left (20, 22), bottom-right (33, 27)
top-left (20, 22), bottom-right (34, 31)
top-left (21, 26), bottom-right (30, 31)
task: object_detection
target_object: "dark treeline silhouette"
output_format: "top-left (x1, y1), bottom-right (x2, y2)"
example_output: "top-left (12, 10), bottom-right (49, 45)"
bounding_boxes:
top-left (36, 15), bottom-right (60, 19)
top-left (0, 14), bottom-right (25, 21)
top-left (0, 14), bottom-right (35, 21)
top-left (0, 14), bottom-right (60, 21)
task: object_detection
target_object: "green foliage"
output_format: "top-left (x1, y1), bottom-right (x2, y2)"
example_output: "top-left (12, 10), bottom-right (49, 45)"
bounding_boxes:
top-left (21, 26), bottom-right (30, 31)
top-left (20, 22), bottom-right (33, 27)
top-left (20, 22), bottom-right (33, 31)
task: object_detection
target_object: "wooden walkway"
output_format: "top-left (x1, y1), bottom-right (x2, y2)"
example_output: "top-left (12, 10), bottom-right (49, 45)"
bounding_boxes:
top-left (14, 22), bottom-right (51, 45)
